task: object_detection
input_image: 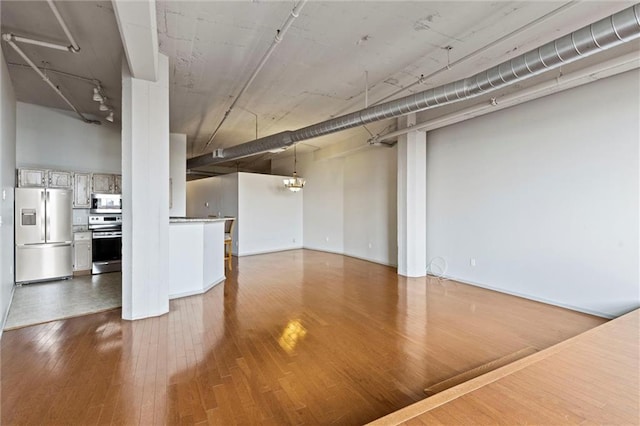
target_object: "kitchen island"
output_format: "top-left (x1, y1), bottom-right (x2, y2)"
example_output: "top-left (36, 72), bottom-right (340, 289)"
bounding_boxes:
top-left (169, 217), bottom-right (229, 299)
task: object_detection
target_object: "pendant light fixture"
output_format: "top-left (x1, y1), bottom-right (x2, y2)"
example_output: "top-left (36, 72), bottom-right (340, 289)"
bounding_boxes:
top-left (283, 145), bottom-right (305, 192)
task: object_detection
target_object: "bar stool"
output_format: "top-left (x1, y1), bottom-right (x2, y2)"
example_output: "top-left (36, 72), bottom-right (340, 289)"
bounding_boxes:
top-left (224, 218), bottom-right (235, 270)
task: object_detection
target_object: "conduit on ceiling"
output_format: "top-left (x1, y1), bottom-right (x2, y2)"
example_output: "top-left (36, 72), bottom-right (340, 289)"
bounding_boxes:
top-left (200, 0), bottom-right (309, 153)
top-left (371, 1), bottom-right (579, 107)
top-left (1, 1), bottom-right (100, 124)
top-left (187, 3), bottom-right (640, 169)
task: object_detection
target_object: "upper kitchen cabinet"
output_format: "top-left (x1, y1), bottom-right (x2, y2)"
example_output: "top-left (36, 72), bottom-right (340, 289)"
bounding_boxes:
top-left (91, 173), bottom-right (121, 194)
top-left (48, 170), bottom-right (74, 188)
top-left (18, 168), bottom-right (73, 189)
top-left (92, 173), bottom-right (114, 194)
top-left (114, 175), bottom-right (122, 194)
top-left (73, 173), bottom-right (91, 208)
top-left (17, 168), bottom-right (47, 187)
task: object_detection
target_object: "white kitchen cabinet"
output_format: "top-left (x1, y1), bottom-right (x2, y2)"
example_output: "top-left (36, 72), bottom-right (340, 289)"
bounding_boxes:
top-left (73, 232), bottom-right (92, 272)
top-left (73, 173), bottom-right (91, 208)
top-left (17, 168), bottom-right (47, 187)
top-left (114, 174), bottom-right (122, 194)
top-left (48, 170), bottom-right (74, 188)
top-left (92, 173), bottom-right (114, 193)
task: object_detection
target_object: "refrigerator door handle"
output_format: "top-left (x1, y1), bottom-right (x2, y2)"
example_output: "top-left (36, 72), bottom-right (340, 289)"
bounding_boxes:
top-left (40, 190), bottom-right (46, 243)
top-left (45, 190), bottom-right (51, 242)
top-left (17, 242), bottom-right (72, 249)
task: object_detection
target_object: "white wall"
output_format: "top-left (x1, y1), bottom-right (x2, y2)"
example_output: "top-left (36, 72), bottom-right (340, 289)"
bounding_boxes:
top-left (274, 146), bottom-right (398, 266)
top-left (0, 49), bottom-right (16, 332)
top-left (292, 155), bottom-right (345, 254)
top-left (169, 133), bottom-right (186, 216)
top-left (426, 69), bottom-right (639, 318)
top-left (186, 173), bottom-right (238, 253)
top-left (237, 172), bottom-right (303, 256)
top-left (186, 173), bottom-right (236, 218)
top-left (16, 102), bottom-right (121, 173)
top-left (343, 149), bottom-right (397, 265)
top-left (187, 172), bottom-right (302, 256)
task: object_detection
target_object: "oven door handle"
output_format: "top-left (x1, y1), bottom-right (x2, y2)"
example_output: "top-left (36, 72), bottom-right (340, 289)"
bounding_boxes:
top-left (92, 233), bottom-right (122, 239)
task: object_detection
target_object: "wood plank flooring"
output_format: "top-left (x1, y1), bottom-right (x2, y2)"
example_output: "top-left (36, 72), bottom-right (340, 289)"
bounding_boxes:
top-left (371, 309), bottom-right (639, 426)
top-left (1, 250), bottom-right (606, 425)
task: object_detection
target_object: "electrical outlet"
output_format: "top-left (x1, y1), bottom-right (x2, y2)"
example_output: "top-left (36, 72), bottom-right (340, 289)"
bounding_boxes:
top-left (205, 202), bottom-right (209, 208)
top-left (325, 236), bottom-right (329, 242)
top-left (368, 243), bottom-right (372, 249)
top-left (2, 189), bottom-right (5, 200)
top-left (470, 258), bottom-right (476, 267)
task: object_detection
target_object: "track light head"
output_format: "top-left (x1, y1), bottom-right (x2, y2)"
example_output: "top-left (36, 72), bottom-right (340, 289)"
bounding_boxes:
top-left (106, 111), bottom-right (114, 123)
top-left (93, 87), bottom-right (103, 102)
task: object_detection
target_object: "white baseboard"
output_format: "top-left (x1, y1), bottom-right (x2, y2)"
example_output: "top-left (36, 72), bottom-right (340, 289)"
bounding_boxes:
top-left (122, 308), bottom-right (170, 321)
top-left (303, 246), bottom-right (398, 268)
top-left (169, 276), bottom-right (225, 300)
top-left (237, 246), bottom-right (304, 257)
top-left (432, 273), bottom-right (614, 319)
top-left (0, 284), bottom-right (16, 339)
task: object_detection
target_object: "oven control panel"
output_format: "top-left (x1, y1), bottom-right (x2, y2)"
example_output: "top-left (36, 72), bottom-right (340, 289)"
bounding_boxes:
top-left (89, 214), bottom-right (122, 230)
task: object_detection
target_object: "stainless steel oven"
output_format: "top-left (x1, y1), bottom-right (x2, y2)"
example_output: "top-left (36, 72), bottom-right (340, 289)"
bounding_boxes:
top-left (89, 214), bottom-right (122, 274)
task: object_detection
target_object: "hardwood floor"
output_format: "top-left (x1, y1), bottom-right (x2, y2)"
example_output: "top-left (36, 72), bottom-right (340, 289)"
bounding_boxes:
top-left (371, 309), bottom-right (639, 426)
top-left (1, 250), bottom-right (606, 425)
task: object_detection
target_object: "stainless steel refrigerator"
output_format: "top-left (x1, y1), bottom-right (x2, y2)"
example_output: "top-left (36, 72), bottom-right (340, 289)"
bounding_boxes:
top-left (15, 188), bottom-right (73, 283)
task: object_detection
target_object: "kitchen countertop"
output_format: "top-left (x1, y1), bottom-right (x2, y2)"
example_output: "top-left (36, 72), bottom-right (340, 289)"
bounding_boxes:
top-left (169, 217), bottom-right (231, 223)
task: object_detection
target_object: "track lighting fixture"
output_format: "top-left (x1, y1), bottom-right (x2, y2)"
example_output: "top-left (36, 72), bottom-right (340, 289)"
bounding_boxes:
top-left (106, 111), bottom-right (114, 123)
top-left (99, 102), bottom-right (109, 112)
top-left (92, 87), bottom-right (103, 102)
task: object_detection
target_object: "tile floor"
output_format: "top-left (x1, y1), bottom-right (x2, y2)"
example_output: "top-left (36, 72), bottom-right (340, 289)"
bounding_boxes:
top-left (4, 272), bottom-right (121, 330)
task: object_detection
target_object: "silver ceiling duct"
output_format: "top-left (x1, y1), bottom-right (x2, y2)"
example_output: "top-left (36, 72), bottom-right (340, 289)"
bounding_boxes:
top-left (188, 4), bottom-right (640, 169)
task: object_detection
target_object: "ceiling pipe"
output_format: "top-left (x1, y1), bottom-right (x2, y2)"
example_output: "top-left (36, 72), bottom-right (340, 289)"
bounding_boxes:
top-left (2, 34), bottom-right (73, 52)
top-left (372, 50), bottom-right (640, 144)
top-left (7, 62), bottom-right (101, 85)
top-left (372, 1), bottom-right (580, 106)
top-left (2, 36), bottom-right (99, 124)
top-left (187, 3), bottom-right (640, 169)
top-left (46, 0), bottom-right (81, 53)
top-left (200, 0), bottom-right (309, 153)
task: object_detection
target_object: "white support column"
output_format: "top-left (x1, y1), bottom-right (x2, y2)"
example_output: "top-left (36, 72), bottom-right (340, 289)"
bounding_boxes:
top-left (112, 0), bottom-right (159, 81)
top-left (397, 113), bottom-right (427, 277)
top-left (121, 54), bottom-right (170, 320)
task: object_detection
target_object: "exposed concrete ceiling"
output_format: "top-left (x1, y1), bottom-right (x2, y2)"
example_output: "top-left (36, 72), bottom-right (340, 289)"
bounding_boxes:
top-left (2, 1), bottom-right (637, 172)
top-left (1, 1), bottom-right (123, 125)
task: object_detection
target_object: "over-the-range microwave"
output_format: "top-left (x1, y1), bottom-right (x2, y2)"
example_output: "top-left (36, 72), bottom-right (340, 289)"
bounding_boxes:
top-left (91, 193), bottom-right (122, 213)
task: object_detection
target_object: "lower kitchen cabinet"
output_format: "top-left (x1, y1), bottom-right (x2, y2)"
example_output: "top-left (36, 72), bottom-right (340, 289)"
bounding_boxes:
top-left (73, 232), bottom-right (92, 274)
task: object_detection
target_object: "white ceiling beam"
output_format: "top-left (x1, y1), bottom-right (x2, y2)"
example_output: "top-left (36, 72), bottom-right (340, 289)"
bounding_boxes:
top-left (112, 0), bottom-right (158, 82)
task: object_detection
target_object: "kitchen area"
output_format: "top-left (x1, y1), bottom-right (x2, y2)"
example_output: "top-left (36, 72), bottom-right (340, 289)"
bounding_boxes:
top-left (5, 167), bottom-right (123, 329)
